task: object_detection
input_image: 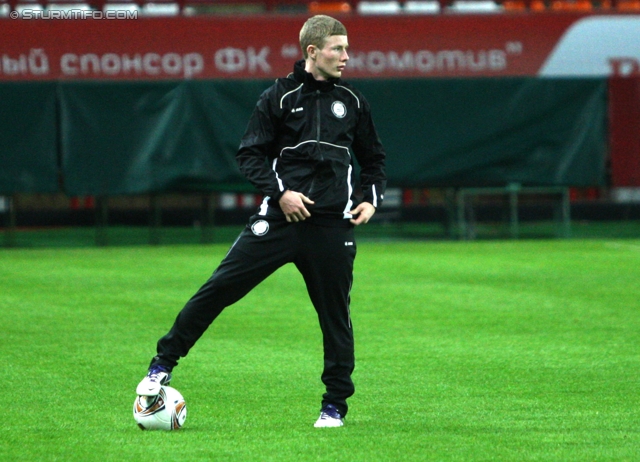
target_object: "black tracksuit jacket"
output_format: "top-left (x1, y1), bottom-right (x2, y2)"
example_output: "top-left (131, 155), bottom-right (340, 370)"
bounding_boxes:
top-left (237, 60), bottom-right (387, 225)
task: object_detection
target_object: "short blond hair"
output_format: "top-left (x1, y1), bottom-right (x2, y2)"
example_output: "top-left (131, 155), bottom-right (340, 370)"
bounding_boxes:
top-left (299, 15), bottom-right (348, 59)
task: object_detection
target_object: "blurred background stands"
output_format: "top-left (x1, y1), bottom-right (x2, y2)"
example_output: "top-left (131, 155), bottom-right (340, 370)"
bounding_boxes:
top-left (1, 0), bottom-right (638, 17)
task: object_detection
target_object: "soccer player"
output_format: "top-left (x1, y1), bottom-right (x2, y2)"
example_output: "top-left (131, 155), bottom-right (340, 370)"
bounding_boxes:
top-left (136, 14), bottom-right (387, 428)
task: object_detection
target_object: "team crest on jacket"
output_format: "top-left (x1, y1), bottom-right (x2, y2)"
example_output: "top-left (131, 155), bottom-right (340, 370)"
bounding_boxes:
top-left (251, 220), bottom-right (269, 236)
top-left (331, 101), bottom-right (347, 118)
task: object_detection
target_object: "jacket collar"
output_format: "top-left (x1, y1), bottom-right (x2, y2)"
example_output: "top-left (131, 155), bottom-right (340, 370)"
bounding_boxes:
top-left (292, 59), bottom-right (340, 92)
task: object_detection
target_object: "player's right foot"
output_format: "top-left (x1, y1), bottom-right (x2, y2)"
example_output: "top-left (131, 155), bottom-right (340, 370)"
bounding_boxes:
top-left (136, 365), bottom-right (172, 396)
top-left (314, 404), bottom-right (344, 428)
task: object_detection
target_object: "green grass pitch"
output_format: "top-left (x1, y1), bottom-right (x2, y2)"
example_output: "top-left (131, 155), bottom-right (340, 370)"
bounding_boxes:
top-left (1, 239), bottom-right (639, 461)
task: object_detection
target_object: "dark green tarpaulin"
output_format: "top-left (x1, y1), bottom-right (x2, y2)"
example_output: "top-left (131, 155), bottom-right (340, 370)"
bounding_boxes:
top-left (0, 82), bottom-right (59, 194)
top-left (358, 78), bottom-right (608, 187)
top-left (59, 81), bottom-right (268, 196)
top-left (3, 78), bottom-right (608, 196)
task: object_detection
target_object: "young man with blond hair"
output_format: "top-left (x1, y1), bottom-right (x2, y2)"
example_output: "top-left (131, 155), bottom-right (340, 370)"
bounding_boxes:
top-left (136, 15), bottom-right (386, 428)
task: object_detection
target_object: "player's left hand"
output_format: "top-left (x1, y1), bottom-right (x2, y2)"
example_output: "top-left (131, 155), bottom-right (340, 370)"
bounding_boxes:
top-left (349, 202), bottom-right (376, 226)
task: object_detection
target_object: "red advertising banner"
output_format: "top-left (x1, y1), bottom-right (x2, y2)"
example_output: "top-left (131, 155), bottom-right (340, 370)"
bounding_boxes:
top-left (0, 13), bottom-right (639, 81)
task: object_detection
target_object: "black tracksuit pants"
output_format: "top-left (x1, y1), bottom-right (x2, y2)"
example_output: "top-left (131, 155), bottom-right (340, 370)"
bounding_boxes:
top-left (151, 213), bottom-right (357, 416)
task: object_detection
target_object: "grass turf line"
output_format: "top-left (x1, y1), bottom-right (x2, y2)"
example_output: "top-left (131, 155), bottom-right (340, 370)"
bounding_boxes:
top-left (1, 240), bottom-right (639, 461)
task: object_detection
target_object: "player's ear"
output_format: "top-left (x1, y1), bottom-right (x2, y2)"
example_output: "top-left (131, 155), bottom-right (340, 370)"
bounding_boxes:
top-left (307, 45), bottom-right (317, 60)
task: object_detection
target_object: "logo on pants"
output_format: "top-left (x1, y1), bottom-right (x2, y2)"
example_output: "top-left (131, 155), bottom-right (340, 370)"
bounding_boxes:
top-left (251, 220), bottom-right (269, 236)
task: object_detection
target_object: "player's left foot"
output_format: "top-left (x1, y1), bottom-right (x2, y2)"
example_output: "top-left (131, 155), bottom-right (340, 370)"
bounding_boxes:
top-left (314, 404), bottom-right (344, 428)
top-left (136, 365), bottom-right (172, 396)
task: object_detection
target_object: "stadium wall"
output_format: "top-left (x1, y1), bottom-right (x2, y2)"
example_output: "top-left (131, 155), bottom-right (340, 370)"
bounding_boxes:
top-left (0, 12), bottom-right (639, 227)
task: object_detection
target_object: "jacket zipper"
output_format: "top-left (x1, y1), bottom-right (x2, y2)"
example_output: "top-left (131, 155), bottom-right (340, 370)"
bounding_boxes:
top-left (308, 90), bottom-right (322, 197)
top-left (315, 90), bottom-right (321, 143)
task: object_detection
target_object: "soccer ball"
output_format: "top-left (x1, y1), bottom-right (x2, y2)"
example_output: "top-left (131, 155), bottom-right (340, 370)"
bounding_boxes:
top-left (133, 386), bottom-right (187, 430)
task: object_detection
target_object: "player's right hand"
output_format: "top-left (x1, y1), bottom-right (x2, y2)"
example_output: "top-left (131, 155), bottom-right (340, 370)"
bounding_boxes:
top-left (279, 190), bottom-right (314, 222)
